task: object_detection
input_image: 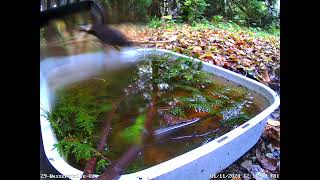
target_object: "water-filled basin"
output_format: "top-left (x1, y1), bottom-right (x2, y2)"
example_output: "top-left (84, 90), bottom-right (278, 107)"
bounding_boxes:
top-left (40, 48), bottom-right (280, 180)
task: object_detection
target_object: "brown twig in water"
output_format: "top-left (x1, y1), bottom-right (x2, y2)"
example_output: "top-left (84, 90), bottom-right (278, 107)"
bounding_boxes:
top-left (98, 65), bottom-right (160, 179)
top-left (82, 86), bottom-right (134, 179)
top-left (96, 145), bottom-right (142, 180)
top-left (96, 107), bottom-right (158, 180)
top-left (170, 128), bottom-right (220, 140)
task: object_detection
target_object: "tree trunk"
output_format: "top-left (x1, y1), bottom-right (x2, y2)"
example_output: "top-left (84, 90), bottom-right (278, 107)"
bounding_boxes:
top-left (41, 0), bottom-right (46, 11)
top-left (150, 0), bottom-right (162, 17)
top-left (223, 0), bottom-right (227, 17)
top-left (47, 0), bottom-right (52, 9)
top-left (96, 145), bottom-right (142, 180)
top-left (82, 94), bottom-right (129, 179)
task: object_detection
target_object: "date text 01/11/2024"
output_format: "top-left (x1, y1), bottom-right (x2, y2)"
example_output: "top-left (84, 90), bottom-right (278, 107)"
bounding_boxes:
top-left (211, 173), bottom-right (280, 179)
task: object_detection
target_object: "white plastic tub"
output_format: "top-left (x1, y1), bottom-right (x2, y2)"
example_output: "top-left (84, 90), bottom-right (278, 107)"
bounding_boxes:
top-left (40, 48), bottom-right (280, 180)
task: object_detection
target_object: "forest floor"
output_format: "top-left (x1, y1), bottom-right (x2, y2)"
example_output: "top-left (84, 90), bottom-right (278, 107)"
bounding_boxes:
top-left (117, 23), bottom-right (280, 180)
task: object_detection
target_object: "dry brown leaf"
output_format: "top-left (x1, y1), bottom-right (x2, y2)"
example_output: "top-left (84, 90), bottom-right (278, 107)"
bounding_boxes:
top-left (193, 46), bottom-right (202, 53)
top-left (169, 35), bottom-right (177, 41)
top-left (256, 148), bottom-right (277, 172)
top-left (264, 125), bottom-right (280, 142)
top-left (267, 119), bottom-right (280, 127)
top-left (261, 69), bottom-right (271, 83)
top-left (242, 61), bottom-right (251, 67)
top-left (199, 53), bottom-right (214, 60)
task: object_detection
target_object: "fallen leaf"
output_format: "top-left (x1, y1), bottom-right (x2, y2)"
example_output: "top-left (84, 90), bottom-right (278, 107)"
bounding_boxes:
top-left (241, 160), bottom-right (253, 170)
top-left (270, 111), bottom-right (280, 120)
top-left (247, 165), bottom-right (270, 180)
top-left (260, 158), bottom-right (278, 171)
top-left (267, 143), bottom-right (280, 153)
top-left (261, 54), bottom-right (272, 62)
top-left (193, 46), bottom-right (202, 53)
top-left (229, 54), bottom-right (237, 61)
top-left (165, 44), bottom-right (173, 49)
top-left (261, 69), bottom-right (271, 83)
top-left (241, 59), bottom-right (252, 67)
top-left (169, 35), bottom-right (177, 41)
top-left (199, 53), bottom-right (214, 60)
top-left (236, 50), bottom-right (246, 56)
top-left (265, 153), bottom-right (274, 159)
top-left (255, 146), bottom-right (278, 172)
top-left (264, 125), bottom-right (280, 142)
top-left (267, 119), bottom-right (280, 127)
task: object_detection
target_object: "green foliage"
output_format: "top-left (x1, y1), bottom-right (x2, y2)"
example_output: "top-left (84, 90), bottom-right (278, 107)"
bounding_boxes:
top-left (159, 57), bottom-right (212, 86)
top-left (211, 91), bottom-right (230, 101)
top-left (177, 94), bottom-right (223, 113)
top-left (186, 0), bottom-right (279, 29)
top-left (96, 159), bottom-right (109, 173)
top-left (42, 110), bottom-right (64, 138)
top-left (130, 0), bottom-right (153, 19)
top-left (211, 15), bottom-right (224, 23)
top-left (221, 114), bottom-right (251, 127)
top-left (54, 138), bottom-right (94, 162)
top-left (169, 107), bottom-right (186, 117)
top-left (102, 0), bottom-right (278, 29)
top-left (187, 20), bottom-right (278, 38)
top-left (45, 80), bottom-right (114, 164)
top-left (225, 0), bottom-right (279, 28)
top-left (102, 0), bottom-right (152, 22)
top-left (181, 0), bottom-right (209, 22)
top-left (143, 55), bottom-right (224, 115)
top-left (174, 84), bottom-right (201, 94)
top-left (75, 111), bottom-right (96, 136)
top-left (49, 83), bottom-right (113, 138)
top-left (148, 16), bottom-right (163, 28)
top-left (72, 143), bottom-right (94, 162)
top-left (148, 15), bottom-right (176, 30)
top-left (141, 55), bottom-right (254, 120)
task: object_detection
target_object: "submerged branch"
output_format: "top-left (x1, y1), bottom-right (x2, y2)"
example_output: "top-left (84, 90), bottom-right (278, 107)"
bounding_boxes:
top-left (96, 145), bottom-right (142, 180)
top-left (82, 85), bottom-right (134, 179)
top-left (98, 77), bottom-right (159, 179)
top-left (170, 128), bottom-right (220, 140)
